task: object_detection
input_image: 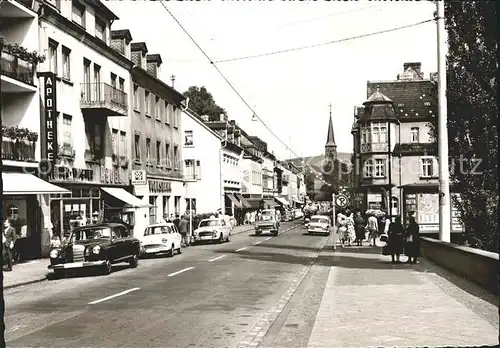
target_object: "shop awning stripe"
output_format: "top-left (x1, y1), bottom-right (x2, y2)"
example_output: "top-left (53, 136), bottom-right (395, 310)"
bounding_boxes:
top-left (101, 187), bottom-right (152, 208)
top-left (226, 193), bottom-right (242, 208)
top-left (2, 172), bottom-right (69, 195)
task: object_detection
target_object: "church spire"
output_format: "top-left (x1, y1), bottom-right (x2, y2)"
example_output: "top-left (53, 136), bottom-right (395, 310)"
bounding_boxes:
top-left (325, 103), bottom-right (337, 162)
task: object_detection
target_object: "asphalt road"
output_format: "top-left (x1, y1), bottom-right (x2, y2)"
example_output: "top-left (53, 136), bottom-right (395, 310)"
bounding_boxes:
top-left (4, 220), bottom-right (332, 347)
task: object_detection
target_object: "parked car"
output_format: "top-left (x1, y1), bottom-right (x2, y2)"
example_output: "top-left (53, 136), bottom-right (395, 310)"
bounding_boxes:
top-left (282, 210), bottom-right (294, 222)
top-left (192, 218), bottom-right (231, 243)
top-left (48, 223), bottom-right (140, 277)
top-left (255, 214), bottom-right (279, 236)
top-left (307, 215), bottom-right (331, 236)
top-left (260, 209), bottom-right (281, 225)
top-left (140, 223), bottom-right (182, 257)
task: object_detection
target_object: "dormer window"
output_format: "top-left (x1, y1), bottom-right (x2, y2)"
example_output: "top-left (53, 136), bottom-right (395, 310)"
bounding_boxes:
top-left (72, 0), bottom-right (85, 28)
top-left (95, 17), bottom-right (106, 42)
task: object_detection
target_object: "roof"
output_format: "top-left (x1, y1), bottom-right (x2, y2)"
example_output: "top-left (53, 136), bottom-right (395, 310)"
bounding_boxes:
top-left (146, 54), bottom-right (162, 66)
top-left (111, 29), bottom-right (133, 43)
top-left (89, 0), bottom-right (119, 21)
top-left (131, 42), bottom-right (148, 54)
top-left (366, 80), bottom-right (437, 121)
top-left (75, 223), bottom-right (126, 229)
top-left (147, 222), bottom-right (175, 227)
top-left (325, 114), bottom-right (336, 147)
top-left (364, 89), bottom-right (393, 104)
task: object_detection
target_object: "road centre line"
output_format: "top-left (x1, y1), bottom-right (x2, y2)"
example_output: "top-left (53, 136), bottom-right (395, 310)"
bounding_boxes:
top-left (253, 237), bottom-right (273, 245)
top-left (167, 267), bottom-right (194, 277)
top-left (88, 287), bottom-right (141, 305)
top-left (208, 255), bottom-right (226, 262)
top-left (235, 247), bottom-right (248, 252)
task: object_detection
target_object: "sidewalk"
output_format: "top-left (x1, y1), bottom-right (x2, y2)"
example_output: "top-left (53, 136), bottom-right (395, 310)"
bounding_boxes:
top-left (3, 259), bottom-right (50, 290)
top-left (307, 242), bottom-right (499, 347)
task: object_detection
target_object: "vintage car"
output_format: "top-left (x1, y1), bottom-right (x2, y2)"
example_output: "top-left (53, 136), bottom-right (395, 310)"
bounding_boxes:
top-left (192, 218), bottom-right (231, 243)
top-left (260, 209), bottom-right (281, 224)
top-left (48, 223), bottom-right (140, 276)
top-left (140, 223), bottom-right (182, 257)
top-left (255, 214), bottom-right (279, 236)
top-left (307, 215), bottom-right (331, 235)
top-left (282, 209), bottom-right (294, 222)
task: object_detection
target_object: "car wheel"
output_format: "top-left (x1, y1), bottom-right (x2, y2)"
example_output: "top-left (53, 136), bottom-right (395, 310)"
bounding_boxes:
top-left (218, 233), bottom-right (224, 244)
top-left (103, 260), bottom-right (112, 275)
top-left (129, 254), bottom-right (139, 268)
top-left (169, 243), bottom-right (175, 257)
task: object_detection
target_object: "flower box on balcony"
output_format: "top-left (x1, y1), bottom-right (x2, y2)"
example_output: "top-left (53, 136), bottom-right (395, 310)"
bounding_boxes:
top-left (112, 154), bottom-right (120, 166)
top-left (1, 125), bottom-right (38, 162)
top-left (120, 156), bottom-right (129, 168)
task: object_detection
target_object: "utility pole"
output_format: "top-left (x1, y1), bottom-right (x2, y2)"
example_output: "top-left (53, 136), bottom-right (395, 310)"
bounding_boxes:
top-left (332, 192), bottom-right (336, 250)
top-left (436, 0), bottom-right (451, 242)
top-left (0, 37), bottom-right (6, 348)
top-left (170, 74), bottom-right (175, 88)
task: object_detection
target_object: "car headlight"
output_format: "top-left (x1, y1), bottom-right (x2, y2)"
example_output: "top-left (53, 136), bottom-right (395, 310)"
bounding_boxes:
top-left (49, 249), bottom-right (59, 258)
top-left (92, 245), bottom-right (101, 254)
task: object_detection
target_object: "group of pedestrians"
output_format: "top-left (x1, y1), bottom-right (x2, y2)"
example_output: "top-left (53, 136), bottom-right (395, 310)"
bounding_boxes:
top-left (335, 208), bottom-right (421, 264)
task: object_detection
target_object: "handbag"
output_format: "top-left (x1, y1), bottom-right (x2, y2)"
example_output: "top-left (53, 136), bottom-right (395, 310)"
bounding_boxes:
top-left (380, 233), bottom-right (388, 243)
top-left (382, 244), bottom-right (391, 256)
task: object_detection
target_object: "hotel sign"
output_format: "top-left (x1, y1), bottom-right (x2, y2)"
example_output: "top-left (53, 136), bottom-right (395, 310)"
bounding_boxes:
top-left (40, 72), bottom-right (58, 176)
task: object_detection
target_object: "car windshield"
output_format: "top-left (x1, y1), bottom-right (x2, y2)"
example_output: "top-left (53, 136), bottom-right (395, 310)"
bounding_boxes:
top-left (199, 220), bottom-right (219, 227)
top-left (70, 227), bottom-right (111, 242)
top-left (258, 215), bottom-right (274, 222)
top-left (144, 226), bottom-right (170, 235)
top-left (311, 218), bottom-right (329, 224)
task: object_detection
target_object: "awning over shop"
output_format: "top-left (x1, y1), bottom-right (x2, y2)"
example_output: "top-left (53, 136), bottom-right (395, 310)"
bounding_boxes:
top-left (2, 172), bottom-right (69, 195)
top-left (234, 193), bottom-right (252, 208)
top-left (274, 196), bottom-right (290, 206)
top-left (101, 187), bottom-right (152, 208)
top-left (241, 198), bottom-right (261, 209)
top-left (262, 199), bottom-right (275, 209)
top-left (226, 193), bottom-right (242, 208)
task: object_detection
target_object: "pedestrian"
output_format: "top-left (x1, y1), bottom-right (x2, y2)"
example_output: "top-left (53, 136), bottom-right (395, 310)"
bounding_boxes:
top-left (387, 215), bottom-right (405, 264)
top-left (3, 218), bottom-right (17, 271)
top-left (160, 213), bottom-right (169, 223)
top-left (354, 211), bottom-right (365, 246)
top-left (344, 208), bottom-right (356, 245)
top-left (178, 215), bottom-right (188, 247)
top-left (404, 216), bottom-right (420, 264)
top-left (366, 211), bottom-right (379, 246)
top-left (173, 214), bottom-right (181, 230)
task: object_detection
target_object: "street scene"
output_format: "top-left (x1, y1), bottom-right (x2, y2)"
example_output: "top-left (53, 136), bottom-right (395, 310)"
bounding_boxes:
top-left (1, 0), bottom-right (498, 347)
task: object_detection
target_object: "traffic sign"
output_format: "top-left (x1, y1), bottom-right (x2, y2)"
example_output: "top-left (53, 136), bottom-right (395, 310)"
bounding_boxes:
top-left (335, 194), bottom-right (349, 208)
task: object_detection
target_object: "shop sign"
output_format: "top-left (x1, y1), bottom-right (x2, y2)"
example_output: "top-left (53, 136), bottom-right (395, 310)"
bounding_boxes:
top-left (131, 170), bottom-right (147, 185)
top-left (100, 167), bottom-right (122, 185)
top-left (149, 179), bottom-right (172, 193)
top-left (55, 166), bottom-right (94, 181)
top-left (40, 72), bottom-right (58, 176)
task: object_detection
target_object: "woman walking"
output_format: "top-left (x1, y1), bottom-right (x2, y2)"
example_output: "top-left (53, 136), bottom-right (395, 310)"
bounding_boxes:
top-left (387, 216), bottom-right (405, 264)
top-left (405, 216), bottom-right (420, 264)
top-left (353, 211), bottom-right (365, 246)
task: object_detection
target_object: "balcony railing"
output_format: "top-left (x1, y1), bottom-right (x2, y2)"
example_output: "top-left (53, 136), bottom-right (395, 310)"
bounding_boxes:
top-left (2, 136), bottom-right (36, 162)
top-left (184, 172), bottom-right (200, 181)
top-left (360, 142), bottom-right (389, 153)
top-left (0, 49), bottom-right (35, 86)
top-left (80, 82), bottom-right (128, 116)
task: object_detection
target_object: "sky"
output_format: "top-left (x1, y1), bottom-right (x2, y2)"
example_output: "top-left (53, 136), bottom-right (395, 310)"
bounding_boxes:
top-left (106, 0), bottom-right (438, 160)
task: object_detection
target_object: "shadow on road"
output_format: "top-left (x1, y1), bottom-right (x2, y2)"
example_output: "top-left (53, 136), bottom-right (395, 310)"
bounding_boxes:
top-left (46, 264), bottom-right (130, 280)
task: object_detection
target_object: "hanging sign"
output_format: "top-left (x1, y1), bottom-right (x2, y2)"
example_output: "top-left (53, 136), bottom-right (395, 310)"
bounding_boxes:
top-left (40, 72), bottom-right (58, 176)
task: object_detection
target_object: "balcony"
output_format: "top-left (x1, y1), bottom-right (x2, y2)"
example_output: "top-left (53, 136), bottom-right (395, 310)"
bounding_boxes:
top-left (80, 83), bottom-right (128, 116)
top-left (1, 48), bottom-right (37, 92)
top-left (360, 142), bottom-right (389, 153)
top-left (1, 136), bottom-right (36, 162)
top-left (0, 0), bottom-right (36, 19)
top-left (184, 172), bottom-right (200, 182)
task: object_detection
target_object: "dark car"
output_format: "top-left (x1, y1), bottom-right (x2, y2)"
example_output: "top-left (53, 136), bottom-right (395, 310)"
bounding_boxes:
top-left (48, 223), bottom-right (140, 277)
top-left (255, 214), bottom-right (279, 236)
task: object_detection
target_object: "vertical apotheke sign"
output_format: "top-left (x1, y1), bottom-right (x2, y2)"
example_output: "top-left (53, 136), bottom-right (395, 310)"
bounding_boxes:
top-left (41, 72), bottom-right (58, 177)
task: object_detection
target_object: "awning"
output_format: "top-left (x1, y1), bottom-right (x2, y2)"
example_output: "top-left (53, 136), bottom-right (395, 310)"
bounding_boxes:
top-left (234, 193), bottom-right (251, 208)
top-left (262, 199), bottom-right (275, 209)
top-left (101, 187), bottom-right (152, 208)
top-left (241, 198), bottom-right (261, 209)
top-left (2, 172), bottom-right (69, 195)
top-left (274, 196), bottom-right (290, 206)
top-left (226, 193), bottom-right (242, 208)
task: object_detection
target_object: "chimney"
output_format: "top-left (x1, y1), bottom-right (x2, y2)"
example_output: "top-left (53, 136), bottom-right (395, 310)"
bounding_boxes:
top-left (130, 42), bottom-right (148, 69)
top-left (430, 72), bottom-right (438, 83)
top-left (146, 54), bottom-right (162, 78)
top-left (403, 62), bottom-right (423, 78)
top-left (200, 115), bottom-right (209, 122)
top-left (111, 30), bottom-right (133, 58)
top-left (219, 113), bottom-right (226, 122)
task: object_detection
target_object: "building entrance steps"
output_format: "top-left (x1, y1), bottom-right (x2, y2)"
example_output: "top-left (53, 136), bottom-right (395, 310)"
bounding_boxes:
top-left (307, 243), bottom-right (499, 348)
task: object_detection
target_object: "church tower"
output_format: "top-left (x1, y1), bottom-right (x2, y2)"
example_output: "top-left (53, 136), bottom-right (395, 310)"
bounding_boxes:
top-left (325, 103), bottom-right (337, 162)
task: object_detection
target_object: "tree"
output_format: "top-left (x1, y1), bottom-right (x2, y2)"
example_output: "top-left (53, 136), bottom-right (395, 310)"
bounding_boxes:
top-left (183, 86), bottom-right (227, 121)
top-left (437, 1), bottom-right (498, 252)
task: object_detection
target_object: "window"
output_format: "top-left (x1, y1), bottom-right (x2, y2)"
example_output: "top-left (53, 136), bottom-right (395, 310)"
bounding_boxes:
top-left (85, 122), bottom-right (102, 158)
top-left (62, 114), bottom-right (72, 148)
top-left (71, 0), bottom-right (85, 27)
top-left (145, 91), bottom-right (151, 115)
top-left (62, 46), bottom-right (71, 79)
top-left (173, 145), bottom-right (178, 169)
top-left (370, 122), bottom-right (386, 143)
top-left (149, 196), bottom-right (157, 224)
top-left (156, 141), bottom-right (161, 165)
top-left (95, 17), bottom-right (106, 41)
top-left (184, 130), bottom-right (193, 146)
top-left (195, 160), bottom-right (201, 179)
top-left (421, 158), bottom-right (433, 178)
top-left (48, 40), bottom-right (58, 74)
top-left (363, 160), bottom-right (373, 178)
top-left (134, 134), bottom-right (141, 160)
top-left (146, 138), bottom-right (151, 163)
top-left (155, 96), bottom-right (161, 119)
top-left (380, 125), bottom-right (387, 143)
top-left (110, 73), bottom-right (117, 88)
top-left (120, 131), bottom-right (126, 157)
top-left (411, 127), bottom-right (419, 143)
top-left (6, 205), bottom-right (19, 220)
top-left (374, 159), bottom-right (386, 177)
top-left (165, 102), bottom-right (170, 124)
top-left (111, 129), bottom-right (119, 155)
top-left (424, 102), bottom-right (431, 107)
top-left (185, 159), bottom-right (194, 179)
top-left (133, 85), bottom-right (139, 109)
top-left (165, 143), bottom-right (171, 167)
top-left (118, 78), bottom-right (124, 92)
top-left (173, 106), bottom-right (178, 127)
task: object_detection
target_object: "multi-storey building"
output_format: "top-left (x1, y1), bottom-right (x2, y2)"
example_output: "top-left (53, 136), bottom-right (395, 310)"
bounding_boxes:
top-left (261, 151), bottom-right (276, 201)
top-left (37, 0), bottom-right (139, 247)
top-left (239, 133), bottom-right (264, 209)
top-left (1, 0), bottom-right (69, 260)
top-left (274, 162), bottom-right (292, 208)
top-left (118, 37), bottom-right (187, 229)
top-left (352, 62), bottom-right (463, 237)
top-left (181, 108), bottom-right (223, 215)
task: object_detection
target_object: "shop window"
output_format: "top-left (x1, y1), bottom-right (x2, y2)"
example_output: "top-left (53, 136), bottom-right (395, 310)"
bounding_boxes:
top-left (174, 196), bottom-right (180, 215)
top-left (163, 196), bottom-right (169, 216)
top-left (6, 204), bottom-right (19, 220)
top-left (149, 196), bottom-right (157, 224)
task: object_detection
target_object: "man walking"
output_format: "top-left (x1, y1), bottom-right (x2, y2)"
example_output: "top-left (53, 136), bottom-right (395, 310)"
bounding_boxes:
top-left (3, 218), bottom-right (17, 271)
top-left (178, 215), bottom-right (188, 247)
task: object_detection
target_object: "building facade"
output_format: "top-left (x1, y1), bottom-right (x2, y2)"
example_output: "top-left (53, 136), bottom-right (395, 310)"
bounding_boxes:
top-left (352, 62), bottom-right (464, 236)
top-left (181, 108), bottom-right (223, 215)
top-left (261, 151), bottom-right (276, 199)
top-left (122, 38), bottom-right (186, 232)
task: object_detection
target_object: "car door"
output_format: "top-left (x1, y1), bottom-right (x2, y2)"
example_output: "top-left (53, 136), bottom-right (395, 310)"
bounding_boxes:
top-left (109, 227), bottom-right (124, 261)
top-left (119, 226), bottom-right (136, 256)
top-left (160, 226), bottom-right (171, 248)
top-left (220, 219), bottom-right (228, 238)
top-left (172, 225), bottom-right (181, 248)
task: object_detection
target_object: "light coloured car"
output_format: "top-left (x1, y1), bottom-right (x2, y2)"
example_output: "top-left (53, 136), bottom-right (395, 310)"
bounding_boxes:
top-left (141, 223), bottom-right (182, 257)
top-left (260, 209), bottom-right (281, 224)
top-left (255, 214), bottom-right (279, 236)
top-left (307, 215), bottom-right (331, 236)
top-left (193, 218), bottom-right (231, 243)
